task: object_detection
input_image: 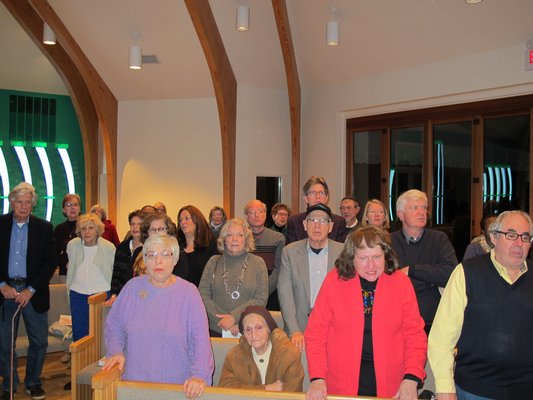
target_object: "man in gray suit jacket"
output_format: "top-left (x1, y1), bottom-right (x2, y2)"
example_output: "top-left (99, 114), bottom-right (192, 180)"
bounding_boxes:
top-left (278, 203), bottom-right (344, 352)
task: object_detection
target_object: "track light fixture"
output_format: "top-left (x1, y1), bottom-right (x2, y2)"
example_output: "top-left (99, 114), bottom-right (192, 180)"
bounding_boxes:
top-left (326, 7), bottom-right (339, 46)
top-left (129, 32), bottom-right (142, 70)
top-left (236, 5), bottom-right (250, 32)
top-left (43, 22), bottom-right (56, 45)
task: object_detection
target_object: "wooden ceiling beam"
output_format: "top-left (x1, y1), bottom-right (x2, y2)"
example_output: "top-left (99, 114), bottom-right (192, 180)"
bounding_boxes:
top-left (184, 0), bottom-right (237, 217)
top-left (272, 0), bottom-right (301, 212)
top-left (2, 0), bottom-right (118, 221)
top-left (29, 0), bottom-right (118, 221)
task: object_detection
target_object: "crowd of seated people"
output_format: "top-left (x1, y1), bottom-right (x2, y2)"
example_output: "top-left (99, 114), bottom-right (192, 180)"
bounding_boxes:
top-left (10, 176), bottom-right (526, 400)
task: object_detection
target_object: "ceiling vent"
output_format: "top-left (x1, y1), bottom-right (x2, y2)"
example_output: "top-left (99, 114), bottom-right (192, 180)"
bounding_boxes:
top-left (141, 55), bottom-right (160, 64)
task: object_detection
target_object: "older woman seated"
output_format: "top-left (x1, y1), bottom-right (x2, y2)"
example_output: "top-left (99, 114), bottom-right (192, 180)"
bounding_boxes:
top-left (103, 234), bottom-right (213, 399)
top-left (219, 306), bottom-right (304, 391)
top-left (305, 225), bottom-right (427, 400)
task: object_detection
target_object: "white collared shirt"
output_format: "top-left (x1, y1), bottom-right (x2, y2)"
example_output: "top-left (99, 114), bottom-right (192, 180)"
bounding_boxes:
top-left (307, 242), bottom-right (329, 308)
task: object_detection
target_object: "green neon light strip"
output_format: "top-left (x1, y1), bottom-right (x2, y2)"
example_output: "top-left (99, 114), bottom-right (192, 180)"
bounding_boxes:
top-left (11, 140), bottom-right (26, 146)
top-left (33, 141), bottom-right (48, 148)
top-left (55, 143), bottom-right (69, 149)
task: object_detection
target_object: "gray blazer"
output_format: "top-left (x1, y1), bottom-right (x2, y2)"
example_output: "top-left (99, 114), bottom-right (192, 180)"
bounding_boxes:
top-left (277, 238), bottom-right (344, 335)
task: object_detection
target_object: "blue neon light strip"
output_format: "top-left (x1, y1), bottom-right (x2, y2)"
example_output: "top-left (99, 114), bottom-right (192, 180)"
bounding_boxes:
top-left (389, 169), bottom-right (395, 221)
top-left (499, 167), bottom-right (506, 200)
top-left (14, 146), bottom-right (32, 184)
top-left (0, 149), bottom-right (10, 214)
top-left (35, 147), bottom-right (54, 221)
top-left (487, 167), bottom-right (494, 201)
top-left (483, 172), bottom-right (487, 202)
top-left (507, 167), bottom-right (512, 201)
top-left (494, 165), bottom-right (501, 202)
top-left (58, 148), bottom-right (75, 194)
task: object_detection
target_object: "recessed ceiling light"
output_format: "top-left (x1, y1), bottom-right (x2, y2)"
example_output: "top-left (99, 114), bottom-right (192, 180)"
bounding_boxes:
top-left (465, 0), bottom-right (483, 4)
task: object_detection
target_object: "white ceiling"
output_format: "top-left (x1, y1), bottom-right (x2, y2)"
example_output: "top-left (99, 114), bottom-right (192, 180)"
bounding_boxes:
top-left (1, 0), bottom-right (533, 101)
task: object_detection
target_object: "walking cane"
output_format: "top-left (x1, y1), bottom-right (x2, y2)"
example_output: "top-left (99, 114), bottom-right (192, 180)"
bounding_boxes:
top-left (10, 304), bottom-right (22, 400)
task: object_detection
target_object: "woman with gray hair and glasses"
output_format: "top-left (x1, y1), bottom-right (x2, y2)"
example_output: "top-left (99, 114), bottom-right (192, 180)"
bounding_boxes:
top-left (199, 218), bottom-right (268, 337)
top-left (103, 234), bottom-right (213, 399)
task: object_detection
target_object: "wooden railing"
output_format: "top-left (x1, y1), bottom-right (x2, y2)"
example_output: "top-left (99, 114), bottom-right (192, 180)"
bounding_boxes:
top-left (69, 291), bottom-right (108, 400)
top-left (93, 370), bottom-right (389, 400)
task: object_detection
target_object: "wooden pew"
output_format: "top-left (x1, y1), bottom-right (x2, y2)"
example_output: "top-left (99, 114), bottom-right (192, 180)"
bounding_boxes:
top-left (69, 291), bottom-right (108, 400)
top-left (93, 373), bottom-right (389, 400)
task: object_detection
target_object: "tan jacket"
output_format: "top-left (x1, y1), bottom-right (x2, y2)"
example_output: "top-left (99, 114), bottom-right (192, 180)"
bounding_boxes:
top-left (219, 328), bottom-right (304, 392)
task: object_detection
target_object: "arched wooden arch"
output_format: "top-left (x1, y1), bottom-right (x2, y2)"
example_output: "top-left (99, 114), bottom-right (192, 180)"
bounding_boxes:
top-left (1, 0), bottom-right (118, 220)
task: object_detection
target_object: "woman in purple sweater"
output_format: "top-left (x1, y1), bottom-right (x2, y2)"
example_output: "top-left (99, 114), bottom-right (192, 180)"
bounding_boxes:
top-left (103, 234), bottom-right (214, 399)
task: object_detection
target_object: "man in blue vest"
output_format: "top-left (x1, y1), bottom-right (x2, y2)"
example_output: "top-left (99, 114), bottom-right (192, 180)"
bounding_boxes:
top-left (429, 210), bottom-right (533, 400)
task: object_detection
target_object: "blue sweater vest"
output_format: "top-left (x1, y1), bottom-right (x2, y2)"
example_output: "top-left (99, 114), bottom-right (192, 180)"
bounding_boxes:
top-left (455, 254), bottom-right (533, 399)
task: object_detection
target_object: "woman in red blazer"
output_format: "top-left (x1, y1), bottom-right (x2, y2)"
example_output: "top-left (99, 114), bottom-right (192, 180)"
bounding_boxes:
top-left (305, 226), bottom-right (427, 400)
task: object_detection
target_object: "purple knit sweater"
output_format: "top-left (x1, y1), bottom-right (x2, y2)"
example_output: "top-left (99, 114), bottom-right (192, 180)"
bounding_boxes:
top-left (105, 274), bottom-right (214, 384)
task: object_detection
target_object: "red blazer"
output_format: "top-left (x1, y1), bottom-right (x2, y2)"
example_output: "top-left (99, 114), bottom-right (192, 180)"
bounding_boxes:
top-left (305, 269), bottom-right (427, 397)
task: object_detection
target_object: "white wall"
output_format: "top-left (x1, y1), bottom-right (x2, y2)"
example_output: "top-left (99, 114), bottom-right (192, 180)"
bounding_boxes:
top-left (234, 84), bottom-right (291, 219)
top-left (117, 97), bottom-right (221, 236)
top-left (116, 85), bottom-right (292, 236)
top-left (301, 44), bottom-right (533, 211)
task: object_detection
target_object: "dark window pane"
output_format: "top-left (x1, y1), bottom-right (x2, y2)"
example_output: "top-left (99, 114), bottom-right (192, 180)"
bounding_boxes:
top-left (433, 121), bottom-right (472, 259)
top-left (484, 115), bottom-right (529, 214)
top-left (352, 130), bottom-right (381, 204)
top-left (390, 127), bottom-right (423, 221)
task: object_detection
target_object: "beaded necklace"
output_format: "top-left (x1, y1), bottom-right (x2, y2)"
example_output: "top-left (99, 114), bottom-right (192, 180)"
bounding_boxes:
top-left (222, 254), bottom-right (248, 300)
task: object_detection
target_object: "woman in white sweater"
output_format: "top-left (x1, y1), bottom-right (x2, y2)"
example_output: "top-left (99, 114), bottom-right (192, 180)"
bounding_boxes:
top-left (66, 213), bottom-right (115, 341)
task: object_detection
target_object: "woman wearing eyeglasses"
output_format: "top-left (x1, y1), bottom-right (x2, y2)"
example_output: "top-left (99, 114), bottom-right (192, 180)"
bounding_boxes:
top-left (108, 212), bottom-right (188, 305)
top-left (103, 234), bottom-right (213, 398)
top-left (199, 218), bottom-right (269, 337)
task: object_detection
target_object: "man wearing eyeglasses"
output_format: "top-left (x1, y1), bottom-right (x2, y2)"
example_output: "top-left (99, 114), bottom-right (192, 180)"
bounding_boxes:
top-left (285, 176), bottom-right (346, 245)
top-left (244, 199), bottom-right (285, 310)
top-left (338, 196), bottom-right (361, 242)
top-left (429, 210), bottom-right (533, 400)
top-left (390, 189), bottom-right (457, 333)
top-left (278, 203), bottom-right (344, 352)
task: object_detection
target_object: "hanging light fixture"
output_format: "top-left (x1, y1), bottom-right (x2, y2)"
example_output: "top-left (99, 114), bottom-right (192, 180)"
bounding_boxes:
top-left (43, 22), bottom-right (56, 45)
top-left (129, 32), bottom-right (142, 70)
top-left (465, 0), bottom-right (483, 3)
top-left (326, 7), bottom-right (339, 46)
top-left (236, 5), bottom-right (250, 32)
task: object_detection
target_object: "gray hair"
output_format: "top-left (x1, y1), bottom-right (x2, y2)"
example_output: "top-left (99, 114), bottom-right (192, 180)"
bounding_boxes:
top-left (9, 182), bottom-right (37, 206)
top-left (143, 234), bottom-right (180, 266)
top-left (76, 213), bottom-right (105, 237)
top-left (396, 189), bottom-right (427, 213)
top-left (217, 218), bottom-right (255, 253)
top-left (489, 210), bottom-right (533, 236)
top-left (244, 199), bottom-right (266, 215)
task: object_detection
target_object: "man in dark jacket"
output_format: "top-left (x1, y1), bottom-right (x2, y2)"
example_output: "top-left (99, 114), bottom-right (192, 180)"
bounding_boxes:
top-left (0, 182), bottom-right (57, 400)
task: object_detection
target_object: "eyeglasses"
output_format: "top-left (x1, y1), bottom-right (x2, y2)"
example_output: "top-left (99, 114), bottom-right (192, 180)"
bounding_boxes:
top-left (493, 230), bottom-right (533, 243)
top-left (148, 227), bottom-right (168, 234)
top-left (276, 212), bottom-right (289, 217)
top-left (407, 205), bottom-right (428, 212)
top-left (307, 191), bottom-right (327, 198)
top-left (145, 251), bottom-right (173, 260)
top-left (340, 206), bottom-right (357, 211)
top-left (247, 209), bottom-right (265, 216)
top-left (306, 218), bottom-right (331, 225)
top-left (65, 203), bottom-right (80, 207)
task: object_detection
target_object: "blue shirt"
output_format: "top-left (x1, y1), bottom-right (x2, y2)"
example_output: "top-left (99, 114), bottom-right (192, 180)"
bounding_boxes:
top-left (8, 219), bottom-right (29, 279)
